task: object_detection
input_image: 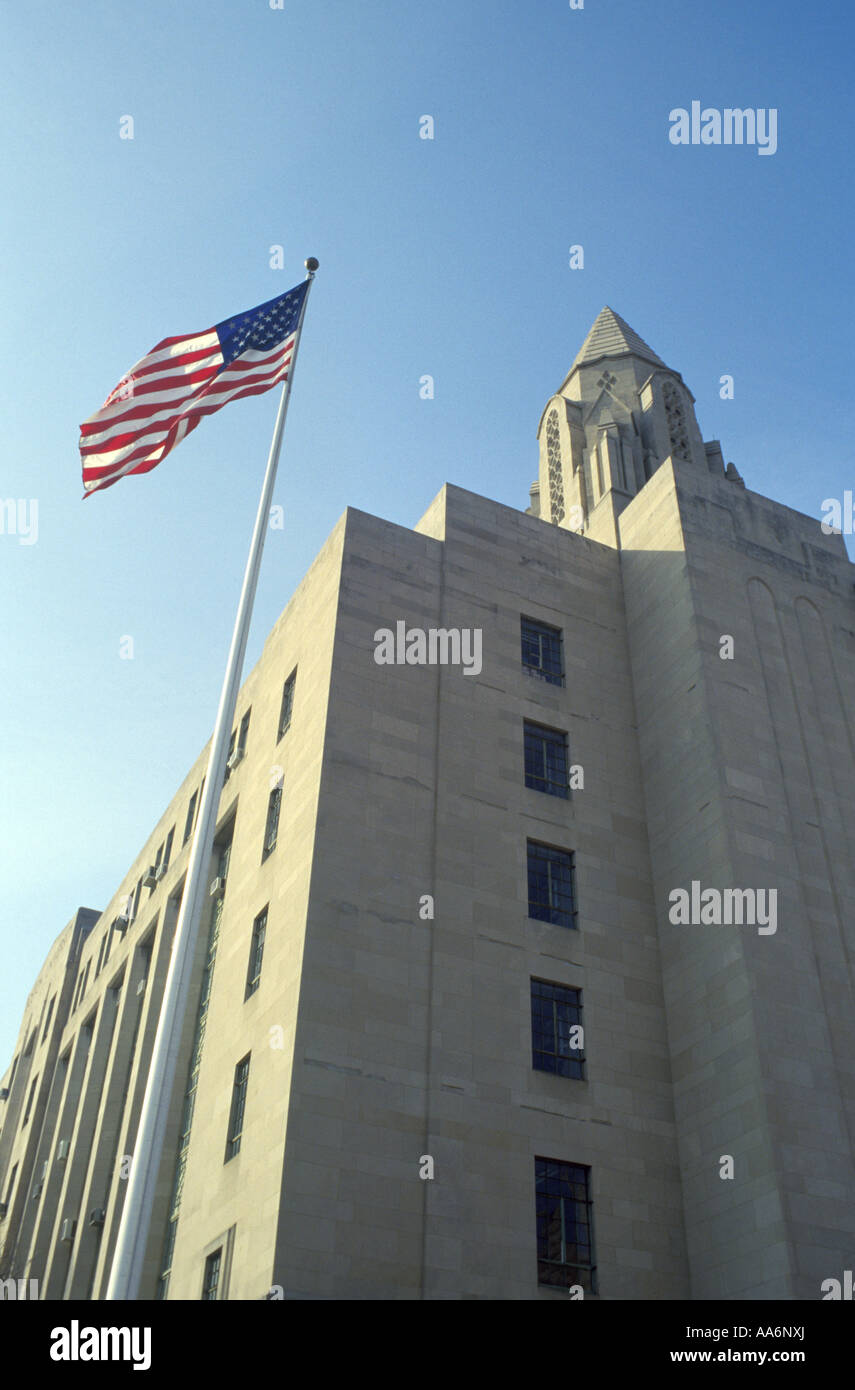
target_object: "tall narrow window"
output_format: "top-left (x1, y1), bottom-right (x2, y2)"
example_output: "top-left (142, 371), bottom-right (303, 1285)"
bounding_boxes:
top-left (225, 1056), bottom-right (250, 1161)
top-left (278, 670), bottom-right (296, 739)
top-left (262, 787), bottom-right (282, 862)
top-left (41, 995), bottom-right (56, 1042)
top-left (245, 908), bottom-right (268, 999)
top-left (184, 791), bottom-right (198, 846)
top-left (150, 843), bottom-right (163, 893)
top-left (545, 409), bottom-right (565, 523)
top-left (238, 710), bottom-right (251, 758)
top-left (521, 617), bottom-right (564, 686)
top-left (527, 842), bottom-right (577, 928)
top-left (524, 722), bottom-right (570, 798)
top-left (132, 877), bottom-right (144, 921)
top-left (535, 1158), bottom-right (596, 1291)
top-left (162, 827), bottom-right (175, 872)
top-left (22, 1076), bottom-right (38, 1126)
top-left (223, 715), bottom-right (250, 782)
top-left (202, 1248), bottom-right (222, 1300)
top-left (531, 980), bottom-right (585, 1079)
top-left (223, 728), bottom-right (237, 784)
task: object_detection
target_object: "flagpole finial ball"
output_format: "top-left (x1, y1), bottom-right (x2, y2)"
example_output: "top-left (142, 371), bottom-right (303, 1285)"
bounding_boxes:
top-left (305, 257), bottom-right (319, 274)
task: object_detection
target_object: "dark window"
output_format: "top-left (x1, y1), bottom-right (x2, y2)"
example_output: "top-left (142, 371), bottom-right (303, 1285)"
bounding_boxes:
top-left (225, 1056), bottom-right (250, 1161)
top-left (202, 1248), bottom-right (222, 1301)
top-left (262, 787), bottom-right (282, 861)
top-left (183, 791), bottom-right (198, 846)
top-left (223, 728), bottom-right (237, 784)
top-left (245, 908), bottom-right (268, 1000)
top-left (527, 842), bottom-right (577, 928)
top-left (41, 995), bottom-right (56, 1042)
top-left (148, 846), bottom-right (162, 896)
top-left (524, 722), bottom-right (570, 798)
top-left (535, 1158), bottom-right (596, 1291)
top-left (223, 715), bottom-right (249, 782)
top-left (132, 877), bottom-right (144, 921)
top-left (163, 828), bottom-right (175, 871)
top-left (9, 1055), bottom-right (19, 1089)
top-left (22, 1076), bottom-right (38, 1126)
top-left (72, 968), bottom-right (86, 1011)
top-left (521, 617), bottom-right (563, 686)
top-left (278, 671), bottom-right (296, 739)
top-left (531, 979), bottom-right (585, 1079)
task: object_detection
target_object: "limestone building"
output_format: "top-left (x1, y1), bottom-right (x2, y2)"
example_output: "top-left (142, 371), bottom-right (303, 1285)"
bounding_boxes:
top-left (2, 308), bottom-right (854, 1301)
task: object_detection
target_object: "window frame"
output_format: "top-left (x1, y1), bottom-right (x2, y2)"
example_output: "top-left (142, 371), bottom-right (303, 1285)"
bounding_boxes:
top-left (527, 841), bottom-right (578, 929)
top-left (530, 978), bottom-right (585, 1080)
top-left (225, 1055), bottom-right (251, 1162)
top-left (277, 669), bottom-right (297, 740)
top-left (535, 1157), bottom-right (596, 1292)
top-left (201, 1247), bottom-right (222, 1301)
top-left (183, 791), bottom-right (198, 846)
top-left (261, 786), bottom-right (282, 862)
top-left (245, 908), bottom-right (268, 1000)
top-left (237, 710), bottom-right (251, 758)
top-left (521, 616), bottom-right (564, 687)
top-left (524, 720), bottom-right (570, 798)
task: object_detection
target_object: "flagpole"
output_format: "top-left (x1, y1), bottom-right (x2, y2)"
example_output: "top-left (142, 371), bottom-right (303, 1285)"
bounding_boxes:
top-left (105, 258), bottom-right (318, 1301)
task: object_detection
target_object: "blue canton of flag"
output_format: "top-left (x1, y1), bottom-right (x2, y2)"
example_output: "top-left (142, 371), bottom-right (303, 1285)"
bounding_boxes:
top-left (217, 284), bottom-right (308, 363)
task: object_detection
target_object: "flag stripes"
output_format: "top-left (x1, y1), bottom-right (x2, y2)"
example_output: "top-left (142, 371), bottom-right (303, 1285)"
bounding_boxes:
top-left (79, 281), bottom-right (308, 497)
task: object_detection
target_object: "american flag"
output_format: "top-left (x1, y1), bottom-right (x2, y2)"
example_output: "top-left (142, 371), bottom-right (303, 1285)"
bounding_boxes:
top-left (79, 280), bottom-right (310, 497)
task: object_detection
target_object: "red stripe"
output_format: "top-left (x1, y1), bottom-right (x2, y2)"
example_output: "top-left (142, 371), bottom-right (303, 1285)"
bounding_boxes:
top-left (81, 354), bottom-right (292, 456)
top-left (81, 328), bottom-right (298, 495)
top-left (124, 346), bottom-right (222, 382)
top-left (146, 330), bottom-right (215, 353)
top-left (82, 364), bottom-right (291, 487)
top-left (82, 345), bottom-right (292, 444)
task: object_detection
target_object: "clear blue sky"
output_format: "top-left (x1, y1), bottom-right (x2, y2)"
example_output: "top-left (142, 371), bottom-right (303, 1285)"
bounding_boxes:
top-left (2, 0), bottom-right (853, 1067)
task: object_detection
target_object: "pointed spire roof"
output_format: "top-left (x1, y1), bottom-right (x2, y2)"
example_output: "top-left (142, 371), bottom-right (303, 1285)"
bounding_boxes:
top-left (570, 307), bottom-right (667, 372)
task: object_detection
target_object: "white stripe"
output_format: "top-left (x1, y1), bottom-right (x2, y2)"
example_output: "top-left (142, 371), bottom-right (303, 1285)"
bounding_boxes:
top-left (128, 346), bottom-right (222, 386)
top-left (80, 334), bottom-right (221, 427)
top-left (81, 340), bottom-right (294, 437)
top-left (84, 444), bottom-right (165, 488)
top-left (133, 330), bottom-right (220, 370)
top-left (83, 430), bottom-right (170, 471)
top-left (83, 360), bottom-right (291, 466)
top-left (81, 353), bottom-right (224, 430)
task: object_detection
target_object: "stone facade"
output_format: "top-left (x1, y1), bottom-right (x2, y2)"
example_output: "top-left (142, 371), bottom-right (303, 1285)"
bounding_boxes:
top-left (2, 309), bottom-right (853, 1300)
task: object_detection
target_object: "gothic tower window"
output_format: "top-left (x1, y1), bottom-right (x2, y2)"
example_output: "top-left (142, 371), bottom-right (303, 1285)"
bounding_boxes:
top-left (662, 380), bottom-right (690, 462)
top-left (546, 410), bottom-right (565, 523)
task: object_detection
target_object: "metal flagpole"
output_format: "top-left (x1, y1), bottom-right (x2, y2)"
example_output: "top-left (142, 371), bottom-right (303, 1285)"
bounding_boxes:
top-left (106, 257), bottom-right (318, 1301)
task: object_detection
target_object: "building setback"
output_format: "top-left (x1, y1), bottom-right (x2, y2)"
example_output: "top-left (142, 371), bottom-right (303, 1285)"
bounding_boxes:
top-left (1, 308), bottom-right (854, 1301)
